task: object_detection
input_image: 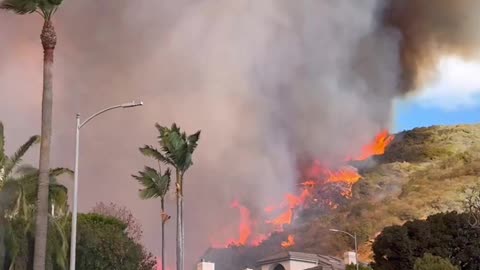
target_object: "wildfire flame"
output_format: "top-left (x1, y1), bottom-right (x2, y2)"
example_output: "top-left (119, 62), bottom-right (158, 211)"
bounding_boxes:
top-left (281, 235), bottom-right (295, 248)
top-left (348, 130), bottom-right (394, 161)
top-left (227, 201), bottom-right (253, 246)
top-left (212, 130), bottom-right (394, 248)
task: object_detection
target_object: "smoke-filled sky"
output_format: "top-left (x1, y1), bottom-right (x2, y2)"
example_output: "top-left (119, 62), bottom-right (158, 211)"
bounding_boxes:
top-left (1, 0), bottom-right (480, 268)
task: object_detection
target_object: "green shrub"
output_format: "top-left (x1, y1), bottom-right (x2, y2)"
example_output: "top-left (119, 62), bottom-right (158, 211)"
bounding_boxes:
top-left (414, 253), bottom-right (459, 270)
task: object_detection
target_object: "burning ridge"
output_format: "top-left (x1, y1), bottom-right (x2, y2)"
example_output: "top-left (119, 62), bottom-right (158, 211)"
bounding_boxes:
top-left (212, 131), bottom-right (394, 248)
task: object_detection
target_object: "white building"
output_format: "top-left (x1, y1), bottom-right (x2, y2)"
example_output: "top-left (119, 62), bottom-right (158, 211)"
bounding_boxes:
top-left (198, 251), bottom-right (357, 270)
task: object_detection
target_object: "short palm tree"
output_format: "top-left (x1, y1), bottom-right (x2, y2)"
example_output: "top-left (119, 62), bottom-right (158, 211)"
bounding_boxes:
top-left (0, 122), bottom-right (39, 268)
top-left (0, 122), bottom-right (72, 269)
top-left (0, 1), bottom-right (65, 268)
top-left (132, 166), bottom-right (171, 270)
top-left (140, 123), bottom-right (200, 270)
top-left (4, 166), bottom-right (71, 270)
top-left (0, 122), bottom-right (40, 190)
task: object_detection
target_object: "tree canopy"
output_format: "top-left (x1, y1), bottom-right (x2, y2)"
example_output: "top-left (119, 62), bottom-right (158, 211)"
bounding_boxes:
top-left (414, 254), bottom-right (459, 270)
top-left (372, 211), bottom-right (480, 270)
top-left (75, 213), bottom-right (156, 270)
top-left (0, 0), bottom-right (63, 20)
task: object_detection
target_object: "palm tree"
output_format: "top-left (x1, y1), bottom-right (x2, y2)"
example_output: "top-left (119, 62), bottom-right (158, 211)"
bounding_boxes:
top-left (0, 122), bottom-right (39, 268)
top-left (3, 165), bottom-right (72, 270)
top-left (0, 122), bottom-right (71, 269)
top-left (0, 1), bottom-right (64, 268)
top-left (0, 122), bottom-right (40, 190)
top-left (132, 166), bottom-right (171, 270)
top-left (140, 123), bottom-right (200, 270)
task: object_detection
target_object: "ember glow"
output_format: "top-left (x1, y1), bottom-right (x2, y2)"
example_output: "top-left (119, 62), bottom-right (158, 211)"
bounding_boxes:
top-left (212, 130), bottom-right (394, 248)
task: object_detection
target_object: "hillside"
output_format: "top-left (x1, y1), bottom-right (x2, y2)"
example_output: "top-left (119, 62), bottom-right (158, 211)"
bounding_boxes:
top-left (201, 124), bottom-right (480, 268)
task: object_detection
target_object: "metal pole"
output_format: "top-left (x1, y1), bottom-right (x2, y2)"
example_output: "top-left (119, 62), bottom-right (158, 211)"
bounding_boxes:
top-left (67, 101), bottom-right (142, 270)
top-left (69, 114), bottom-right (80, 270)
top-left (354, 233), bottom-right (359, 270)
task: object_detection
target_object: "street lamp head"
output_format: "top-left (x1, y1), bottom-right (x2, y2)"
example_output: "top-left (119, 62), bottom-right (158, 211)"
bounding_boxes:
top-left (329, 229), bottom-right (340, 232)
top-left (121, 101), bottom-right (144, 108)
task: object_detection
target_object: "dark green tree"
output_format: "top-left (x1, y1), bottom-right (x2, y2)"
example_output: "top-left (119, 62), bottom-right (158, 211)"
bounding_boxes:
top-left (372, 212), bottom-right (480, 270)
top-left (414, 254), bottom-right (459, 270)
top-left (0, 0), bottom-right (65, 268)
top-left (132, 165), bottom-right (171, 270)
top-left (140, 123), bottom-right (200, 270)
top-left (75, 213), bottom-right (156, 270)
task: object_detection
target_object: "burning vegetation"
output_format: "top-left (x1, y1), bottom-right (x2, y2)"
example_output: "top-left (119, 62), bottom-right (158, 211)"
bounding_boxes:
top-left (212, 131), bottom-right (395, 249)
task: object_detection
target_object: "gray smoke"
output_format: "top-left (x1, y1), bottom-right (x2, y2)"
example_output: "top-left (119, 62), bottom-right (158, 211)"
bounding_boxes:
top-left (1, 0), bottom-right (478, 268)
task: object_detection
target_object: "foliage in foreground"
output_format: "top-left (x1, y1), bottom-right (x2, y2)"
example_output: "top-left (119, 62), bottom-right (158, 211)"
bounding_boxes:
top-left (372, 212), bottom-right (479, 270)
top-left (76, 213), bottom-right (155, 270)
top-left (414, 254), bottom-right (459, 270)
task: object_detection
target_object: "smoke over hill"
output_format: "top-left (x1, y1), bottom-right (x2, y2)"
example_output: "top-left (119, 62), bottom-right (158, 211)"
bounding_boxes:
top-left (0, 0), bottom-right (479, 267)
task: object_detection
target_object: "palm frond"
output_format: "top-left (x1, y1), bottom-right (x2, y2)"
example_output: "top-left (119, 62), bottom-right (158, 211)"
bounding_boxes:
top-left (187, 130), bottom-right (201, 152)
top-left (159, 168), bottom-right (171, 198)
top-left (3, 135), bottom-right (39, 178)
top-left (37, 0), bottom-right (62, 19)
top-left (50, 215), bottom-right (69, 269)
top-left (0, 0), bottom-right (38, 14)
top-left (132, 166), bottom-right (171, 200)
top-left (49, 183), bottom-right (68, 213)
top-left (153, 123), bottom-right (201, 173)
top-left (49, 167), bottom-right (73, 178)
top-left (154, 123), bottom-right (166, 137)
top-left (139, 145), bottom-right (173, 165)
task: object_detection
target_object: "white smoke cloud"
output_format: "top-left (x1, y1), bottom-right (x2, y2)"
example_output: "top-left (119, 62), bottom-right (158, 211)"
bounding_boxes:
top-left (412, 57), bottom-right (480, 110)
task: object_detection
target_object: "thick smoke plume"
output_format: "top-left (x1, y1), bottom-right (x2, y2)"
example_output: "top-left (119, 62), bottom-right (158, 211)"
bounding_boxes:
top-left (0, 0), bottom-right (479, 267)
top-left (383, 0), bottom-right (480, 92)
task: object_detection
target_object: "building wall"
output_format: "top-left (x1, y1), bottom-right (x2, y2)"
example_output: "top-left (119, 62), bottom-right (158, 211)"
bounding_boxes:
top-left (261, 260), bottom-right (317, 270)
top-left (261, 262), bottom-right (287, 270)
top-left (287, 260), bottom-right (317, 270)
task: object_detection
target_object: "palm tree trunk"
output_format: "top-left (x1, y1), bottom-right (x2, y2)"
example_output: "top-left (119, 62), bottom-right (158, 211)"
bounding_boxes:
top-left (33, 19), bottom-right (57, 270)
top-left (161, 198), bottom-right (165, 270)
top-left (175, 171), bottom-right (183, 270)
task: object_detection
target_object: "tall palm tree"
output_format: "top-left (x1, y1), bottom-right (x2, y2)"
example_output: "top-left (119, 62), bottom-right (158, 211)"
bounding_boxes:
top-left (132, 166), bottom-right (171, 270)
top-left (0, 1), bottom-right (64, 269)
top-left (140, 123), bottom-right (200, 270)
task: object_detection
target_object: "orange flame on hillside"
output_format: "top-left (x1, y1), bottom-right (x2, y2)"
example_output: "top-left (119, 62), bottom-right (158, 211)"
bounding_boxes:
top-left (227, 201), bottom-right (252, 246)
top-left (212, 130), bottom-right (394, 248)
top-left (349, 130), bottom-right (394, 161)
top-left (281, 235), bottom-right (295, 248)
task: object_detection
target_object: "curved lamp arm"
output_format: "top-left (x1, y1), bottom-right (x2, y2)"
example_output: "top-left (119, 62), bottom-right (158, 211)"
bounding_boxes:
top-left (329, 228), bottom-right (355, 239)
top-left (79, 101), bottom-right (143, 129)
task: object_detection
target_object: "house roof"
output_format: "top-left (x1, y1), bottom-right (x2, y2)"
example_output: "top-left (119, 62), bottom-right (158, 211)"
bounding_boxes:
top-left (200, 247), bottom-right (347, 270)
top-left (257, 251), bottom-right (322, 265)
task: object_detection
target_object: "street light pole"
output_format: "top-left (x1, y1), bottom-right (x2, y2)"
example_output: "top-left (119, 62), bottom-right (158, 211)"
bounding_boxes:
top-left (329, 229), bottom-right (359, 270)
top-left (69, 101), bottom-right (143, 270)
